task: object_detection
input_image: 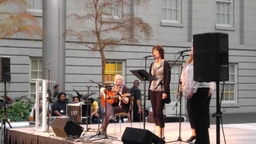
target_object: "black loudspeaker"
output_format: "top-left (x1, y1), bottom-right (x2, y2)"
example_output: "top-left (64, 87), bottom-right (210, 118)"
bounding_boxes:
top-left (0, 57), bottom-right (11, 81)
top-left (51, 117), bottom-right (84, 138)
top-left (193, 32), bottom-right (229, 82)
top-left (121, 127), bottom-right (165, 144)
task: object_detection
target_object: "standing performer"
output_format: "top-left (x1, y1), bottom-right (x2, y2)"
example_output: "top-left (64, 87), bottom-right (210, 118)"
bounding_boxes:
top-left (148, 45), bottom-right (171, 140)
top-left (98, 75), bottom-right (130, 135)
top-left (180, 47), bottom-right (215, 144)
top-left (130, 80), bottom-right (142, 122)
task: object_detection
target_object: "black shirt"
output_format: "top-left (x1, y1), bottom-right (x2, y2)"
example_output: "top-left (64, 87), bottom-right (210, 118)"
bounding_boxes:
top-left (130, 86), bottom-right (141, 111)
top-left (120, 85), bottom-right (130, 113)
top-left (52, 100), bottom-right (68, 116)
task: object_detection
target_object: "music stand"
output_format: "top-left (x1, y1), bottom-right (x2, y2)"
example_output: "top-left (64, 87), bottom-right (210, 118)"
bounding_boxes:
top-left (130, 69), bottom-right (157, 129)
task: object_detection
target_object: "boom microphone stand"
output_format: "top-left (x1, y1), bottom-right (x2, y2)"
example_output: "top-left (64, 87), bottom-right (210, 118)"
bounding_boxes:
top-left (167, 53), bottom-right (188, 143)
top-left (89, 80), bottom-right (117, 140)
top-left (84, 85), bottom-right (96, 132)
top-left (142, 55), bottom-right (149, 129)
top-left (0, 81), bottom-right (12, 144)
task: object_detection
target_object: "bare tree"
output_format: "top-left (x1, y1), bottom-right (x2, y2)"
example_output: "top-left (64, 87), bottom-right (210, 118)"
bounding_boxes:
top-left (0, 0), bottom-right (42, 39)
top-left (67, 0), bottom-right (153, 85)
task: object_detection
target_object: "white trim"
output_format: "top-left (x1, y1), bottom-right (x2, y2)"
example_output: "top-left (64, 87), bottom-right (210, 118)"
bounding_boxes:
top-left (161, 0), bottom-right (182, 26)
top-left (216, 0), bottom-right (234, 27)
top-left (102, 2), bottom-right (122, 20)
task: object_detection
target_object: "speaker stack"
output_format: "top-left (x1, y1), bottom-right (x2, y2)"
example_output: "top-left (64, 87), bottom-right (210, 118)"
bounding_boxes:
top-left (51, 117), bottom-right (84, 138)
top-left (193, 32), bottom-right (229, 82)
top-left (121, 127), bottom-right (165, 144)
top-left (0, 57), bottom-right (11, 82)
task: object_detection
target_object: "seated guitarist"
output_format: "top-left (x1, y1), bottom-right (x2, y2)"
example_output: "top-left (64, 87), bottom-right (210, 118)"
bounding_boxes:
top-left (99, 74), bottom-right (130, 135)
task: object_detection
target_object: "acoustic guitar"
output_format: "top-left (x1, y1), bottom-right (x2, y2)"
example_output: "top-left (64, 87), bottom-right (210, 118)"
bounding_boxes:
top-left (101, 90), bottom-right (130, 107)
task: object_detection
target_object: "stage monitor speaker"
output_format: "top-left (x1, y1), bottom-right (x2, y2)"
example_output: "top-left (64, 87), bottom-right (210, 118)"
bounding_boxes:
top-left (51, 117), bottom-right (84, 138)
top-left (193, 32), bottom-right (229, 82)
top-left (121, 127), bottom-right (165, 144)
top-left (0, 57), bottom-right (11, 81)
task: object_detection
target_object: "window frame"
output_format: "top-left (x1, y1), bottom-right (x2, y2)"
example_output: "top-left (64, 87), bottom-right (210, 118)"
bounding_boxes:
top-left (219, 64), bottom-right (238, 104)
top-left (104, 60), bottom-right (125, 84)
top-left (101, 1), bottom-right (123, 20)
top-left (170, 62), bottom-right (183, 101)
top-left (160, 0), bottom-right (183, 27)
top-left (29, 58), bottom-right (43, 101)
top-left (215, 0), bottom-right (235, 31)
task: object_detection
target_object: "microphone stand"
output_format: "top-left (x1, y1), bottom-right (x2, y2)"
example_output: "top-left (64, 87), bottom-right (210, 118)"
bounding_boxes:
top-left (168, 53), bottom-right (188, 143)
top-left (88, 80), bottom-right (117, 141)
top-left (142, 56), bottom-right (149, 129)
top-left (84, 85), bottom-right (97, 132)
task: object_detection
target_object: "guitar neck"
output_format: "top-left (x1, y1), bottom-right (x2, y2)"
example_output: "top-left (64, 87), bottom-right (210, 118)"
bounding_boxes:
top-left (107, 93), bottom-right (130, 99)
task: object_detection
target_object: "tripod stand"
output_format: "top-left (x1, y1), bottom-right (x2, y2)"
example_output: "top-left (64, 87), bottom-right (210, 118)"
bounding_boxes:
top-left (84, 85), bottom-right (96, 132)
top-left (0, 81), bottom-right (12, 144)
top-left (88, 80), bottom-right (117, 141)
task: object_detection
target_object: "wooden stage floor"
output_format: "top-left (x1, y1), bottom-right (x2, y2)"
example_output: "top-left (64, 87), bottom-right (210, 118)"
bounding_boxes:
top-left (8, 122), bottom-right (256, 144)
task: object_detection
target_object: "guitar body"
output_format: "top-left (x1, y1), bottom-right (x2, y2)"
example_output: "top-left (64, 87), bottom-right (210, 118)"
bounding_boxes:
top-left (101, 90), bottom-right (119, 107)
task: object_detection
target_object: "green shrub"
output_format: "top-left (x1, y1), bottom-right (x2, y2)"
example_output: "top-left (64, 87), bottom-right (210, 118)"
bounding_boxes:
top-left (0, 101), bottom-right (33, 122)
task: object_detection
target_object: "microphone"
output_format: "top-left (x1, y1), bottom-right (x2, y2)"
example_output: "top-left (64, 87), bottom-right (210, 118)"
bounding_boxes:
top-left (176, 49), bottom-right (190, 54)
top-left (46, 62), bottom-right (51, 70)
top-left (182, 54), bottom-right (190, 57)
top-left (143, 54), bottom-right (153, 58)
top-left (89, 79), bottom-right (103, 87)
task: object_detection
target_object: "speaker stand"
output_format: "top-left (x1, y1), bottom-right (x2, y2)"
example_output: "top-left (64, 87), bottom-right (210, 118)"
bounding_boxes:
top-left (0, 81), bottom-right (12, 144)
top-left (215, 81), bottom-right (221, 144)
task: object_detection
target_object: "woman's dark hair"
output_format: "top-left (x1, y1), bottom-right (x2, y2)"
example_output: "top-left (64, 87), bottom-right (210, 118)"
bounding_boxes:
top-left (72, 96), bottom-right (80, 102)
top-left (57, 92), bottom-right (66, 100)
top-left (152, 45), bottom-right (164, 59)
top-left (89, 98), bottom-right (95, 103)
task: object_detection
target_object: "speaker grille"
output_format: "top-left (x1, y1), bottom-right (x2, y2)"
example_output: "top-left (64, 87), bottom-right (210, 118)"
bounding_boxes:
top-left (193, 32), bottom-right (229, 82)
top-left (0, 57), bottom-right (11, 81)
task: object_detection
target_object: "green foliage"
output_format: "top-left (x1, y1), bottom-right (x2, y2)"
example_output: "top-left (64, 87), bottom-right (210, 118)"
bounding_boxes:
top-left (0, 101), bottom-right (33, 122)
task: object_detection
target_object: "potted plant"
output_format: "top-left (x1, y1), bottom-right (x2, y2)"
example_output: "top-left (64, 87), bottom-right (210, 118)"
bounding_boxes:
top-left (0, 101), bottom-right (33, 122)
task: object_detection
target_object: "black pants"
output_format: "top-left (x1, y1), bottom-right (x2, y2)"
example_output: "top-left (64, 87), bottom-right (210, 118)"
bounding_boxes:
top-left (133, 108), bottom-right (141, 122)
top-left (150, 90), bottom-right (165, 128)
top-left (192, 88), bottom-right (210, 144)
top-left (187, 96), bottom-right (195, 128)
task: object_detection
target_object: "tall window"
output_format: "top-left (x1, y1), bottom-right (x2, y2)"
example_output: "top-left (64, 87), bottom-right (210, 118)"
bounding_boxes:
top-left (170, 64), bottom-right (182, 101)
top-left (30, 58), bottom-right (42, 101)
top-left (105, 61), bottom-right (124, 84)
top-left (216, 0), bottom-right (233, 26)
top-left (220, 64), bottom-right (237, 102)
top-left (102, 2), bottom-right (122, 19)
top-left (27, 0), bottom-right (43, 11)
top-left (161, 0), bottom-right (182, 24)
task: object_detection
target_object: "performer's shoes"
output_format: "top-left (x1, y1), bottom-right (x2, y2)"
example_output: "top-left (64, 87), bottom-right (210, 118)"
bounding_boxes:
top-left (108, 115), bottom-right (116, 122)
top-left (161, 137), bottom-right (165, 140)
top-left (96, 129), bottom-right (106, 135)
top-left (186, 136), bottom-right (196, 142)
